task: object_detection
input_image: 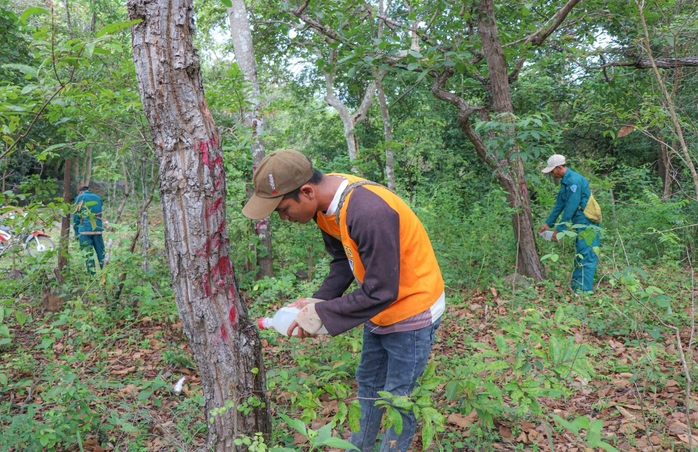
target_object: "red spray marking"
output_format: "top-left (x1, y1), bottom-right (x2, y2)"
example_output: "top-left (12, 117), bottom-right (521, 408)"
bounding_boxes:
top-left (218, 220), bottom-right (226, 234)
top-left (201, 274), bottom-right (211, 297)
top-left (211, 256), bottom-right (232, 279)
top-left (221, 325), bottom-right (228, 340)
top-left (254, 217), bottom-right (269, 234)
top-left (198, 137), bottom-right (220, 169)
top-left (207, 197), bottom-right (223, 217)
top-left (215, 170), bottom-right (224, 190)
top-left (519, 180), bottom-right (529, 200)
top-left (199, 142), bottom-right (209, 166)
top-left (209, 255), bottom-right (232, 283)
top-left (196, 236), bottom-right (211, 257)
top-left (229, 305), bottom-right (237, 324)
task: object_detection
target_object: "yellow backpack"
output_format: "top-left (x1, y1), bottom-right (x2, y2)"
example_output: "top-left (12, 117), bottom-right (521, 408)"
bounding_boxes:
top-left (583, 193), bottom-right (602, 223)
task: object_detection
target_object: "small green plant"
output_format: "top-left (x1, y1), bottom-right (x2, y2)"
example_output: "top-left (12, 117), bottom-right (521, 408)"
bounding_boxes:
top-left (277, 413), bottom-right (359, 451)
top-left (238, 394), bottom-right (266, 416)
top-left (234, 432), bottom-right (271, 451)
top-left (551, 414), bottom-right (619, 451)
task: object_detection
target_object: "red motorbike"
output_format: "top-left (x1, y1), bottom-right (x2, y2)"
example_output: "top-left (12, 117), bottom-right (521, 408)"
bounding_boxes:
top-left (0, 209), bottom-right (55, 257)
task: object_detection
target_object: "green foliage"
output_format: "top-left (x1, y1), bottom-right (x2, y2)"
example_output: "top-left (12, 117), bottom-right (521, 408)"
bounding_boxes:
top-left (277, 413), bottom-right (359, 451)
top-left (420, 186), bottom-right (517, 288)
top-left (474, 113), bottom-right (561, 162)
top-left (375, 362), bottom-right (446, 449)
top-left (551, 414), bottom-right (619, 451)
top-left (441, 307), bottom-right (594, 424)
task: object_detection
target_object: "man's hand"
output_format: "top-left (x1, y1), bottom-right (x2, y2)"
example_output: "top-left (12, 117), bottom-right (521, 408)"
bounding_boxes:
top-left (286, 303), bottom-right (324, 337)
top-left (538, 223), bottom-right (549, 235)
top-left (551, 230), bottom-right (559, 242)
top-left (287, 319), bottom-right (313, 338)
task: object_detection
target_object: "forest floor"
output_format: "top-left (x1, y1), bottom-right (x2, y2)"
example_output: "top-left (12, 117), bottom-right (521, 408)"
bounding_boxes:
top-left (2, 282), bottom-right (697, 452)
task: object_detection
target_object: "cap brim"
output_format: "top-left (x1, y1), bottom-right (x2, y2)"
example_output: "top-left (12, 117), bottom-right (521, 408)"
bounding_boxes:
top-left (242, 194), bottom-right (283, 220)
top-left (541, 166), bottom-right (555, 173)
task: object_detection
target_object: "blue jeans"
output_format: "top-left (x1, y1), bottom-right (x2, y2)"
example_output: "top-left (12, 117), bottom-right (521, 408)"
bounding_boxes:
top-left (349, 320), bottom-right (440, 452)
top-left (571, 224), bottom-right (600, 292)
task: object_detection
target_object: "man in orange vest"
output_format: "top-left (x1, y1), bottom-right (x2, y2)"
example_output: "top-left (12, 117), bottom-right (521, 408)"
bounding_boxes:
top-left (243, 150), bottom-right (445, 452)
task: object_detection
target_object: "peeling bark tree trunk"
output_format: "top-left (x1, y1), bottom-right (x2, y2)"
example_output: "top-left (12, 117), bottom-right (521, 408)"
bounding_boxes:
top-left (228, 0), bottom-right (273, 279)
top-left (127, 0), bottom-right (271, 449)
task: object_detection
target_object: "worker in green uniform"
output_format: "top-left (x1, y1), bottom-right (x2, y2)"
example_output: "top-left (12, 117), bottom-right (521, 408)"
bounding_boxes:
top-left (73, 186), bottom-right (105, 275)
top-left (538, 154), bottom-right (600, 293)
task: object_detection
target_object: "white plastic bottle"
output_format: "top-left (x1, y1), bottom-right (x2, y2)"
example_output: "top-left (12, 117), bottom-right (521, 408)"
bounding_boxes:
top-left (257, 306), bottom-right (328, 336)
top-left (539, 230), bottom-right (554, 241)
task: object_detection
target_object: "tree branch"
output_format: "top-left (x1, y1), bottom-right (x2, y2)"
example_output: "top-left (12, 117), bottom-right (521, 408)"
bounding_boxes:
top-left (290, 5), bottom-right (354, 47)
top-left (508, 0), bottom-right (583, 82)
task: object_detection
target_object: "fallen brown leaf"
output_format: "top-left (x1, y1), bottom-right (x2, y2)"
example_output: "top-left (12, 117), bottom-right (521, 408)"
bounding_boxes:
top-left (447, 409), bottom-right (477, 429)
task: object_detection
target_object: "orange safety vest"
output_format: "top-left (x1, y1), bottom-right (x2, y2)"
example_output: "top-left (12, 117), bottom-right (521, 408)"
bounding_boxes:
top-left (315, 174), bottom-right (444, 326)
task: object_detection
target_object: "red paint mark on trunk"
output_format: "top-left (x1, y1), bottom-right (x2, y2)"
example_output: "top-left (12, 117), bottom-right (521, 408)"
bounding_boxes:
top-left (207, 197), bottom-right (223, 217)
top-left (201, 275), bottom-right (211, 297)
top-left (254, 217), bottom-right (269, 234)
top-left (217, 256), bottom-right (232, 277)
top-left (198, 137), bottom-right (220, 169)
top-left (221, 325), bottom-right (228, 340)
top-left (229, 305), bottom-right (237, 324)
top-left (215, 170), bottom-right (223, 190)
top-left (199, 142), bottom-right (210, 166)
top-left (519, 180), bottom-right (529, 200)
top-left (217, 220), bottom-right (226, 234)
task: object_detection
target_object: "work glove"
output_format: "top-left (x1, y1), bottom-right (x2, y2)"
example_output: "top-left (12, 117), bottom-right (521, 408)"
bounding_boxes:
top-left (292, 303), bottom-right (324, 335)
top-left (288, 297), bottom-right (323, 309)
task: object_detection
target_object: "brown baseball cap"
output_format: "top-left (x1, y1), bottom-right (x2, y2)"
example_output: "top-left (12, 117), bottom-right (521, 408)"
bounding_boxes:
top-left (242, 150), bottom-right (313, 219)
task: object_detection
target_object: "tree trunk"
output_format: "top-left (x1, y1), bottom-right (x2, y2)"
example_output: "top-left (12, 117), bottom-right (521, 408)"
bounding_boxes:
top-left (227, 0), bottom-right (273, 279)
top-left (322, 49), bottom-right (378, 167)
top-left (127, 0), bottom-right (271, 449)
top-left (55, 157), bottom-right (72, 283)
top-left (477, 0), bottom-right (546, 280)
top-left (458, 105), bottom-right (546, 281)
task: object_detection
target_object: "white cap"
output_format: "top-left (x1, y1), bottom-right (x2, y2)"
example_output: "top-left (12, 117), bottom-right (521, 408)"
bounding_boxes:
top-left (542, 154), bottom-right (566, 173)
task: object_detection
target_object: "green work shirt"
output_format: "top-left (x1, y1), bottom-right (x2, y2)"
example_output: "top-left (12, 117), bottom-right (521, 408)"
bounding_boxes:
top-left (73, 190), bottom-right (103, 236)
top-left (545, 168), bottom-right (591, 232)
